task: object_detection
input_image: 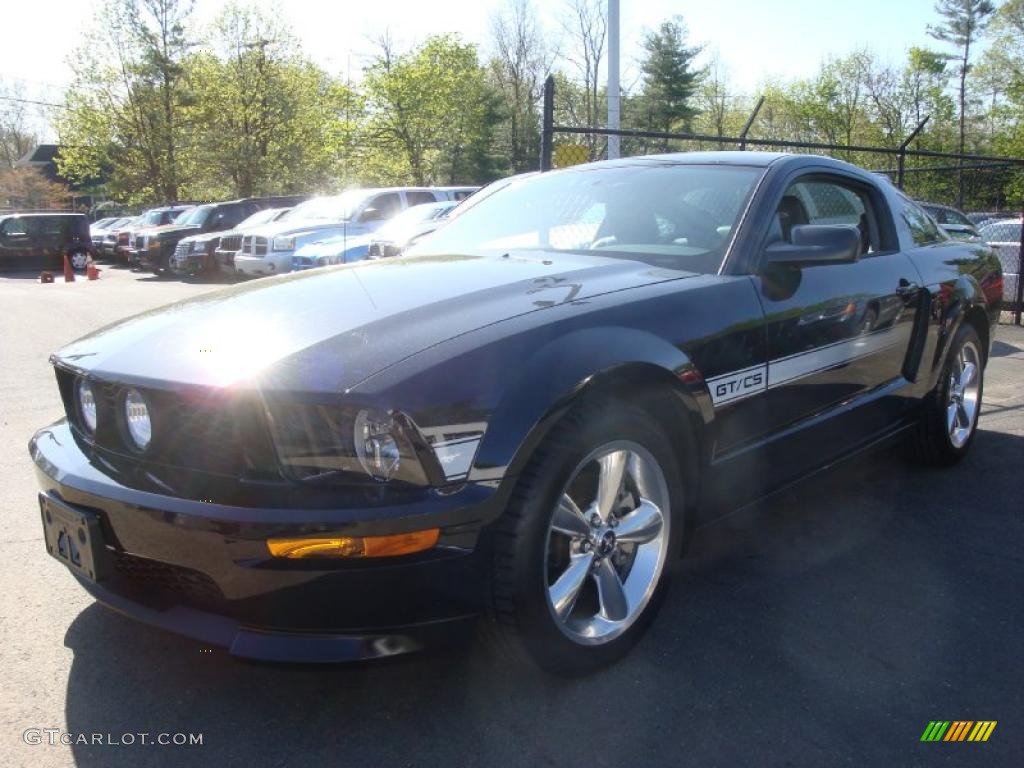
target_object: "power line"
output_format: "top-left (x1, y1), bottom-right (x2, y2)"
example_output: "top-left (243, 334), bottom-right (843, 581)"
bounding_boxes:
top-left (0, 96), bottom-right (65, 109)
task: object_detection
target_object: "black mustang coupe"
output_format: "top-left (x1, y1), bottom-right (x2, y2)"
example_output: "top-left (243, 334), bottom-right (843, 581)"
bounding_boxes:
top-left (30, 153), bottom-right (1001, 674)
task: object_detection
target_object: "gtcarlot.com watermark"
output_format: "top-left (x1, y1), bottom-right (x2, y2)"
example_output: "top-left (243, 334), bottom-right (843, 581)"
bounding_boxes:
top-left (24, 729), bottom-right (202, 746)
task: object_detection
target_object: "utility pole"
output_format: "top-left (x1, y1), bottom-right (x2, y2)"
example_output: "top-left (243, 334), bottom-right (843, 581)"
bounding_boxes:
top-left (607, 0), bottom-right (620, 160)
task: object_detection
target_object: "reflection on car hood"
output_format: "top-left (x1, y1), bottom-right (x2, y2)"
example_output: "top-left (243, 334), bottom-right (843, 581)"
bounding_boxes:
top-left (245, 218), bottom-right (357, 240)
top-left (294, 234), bottom-right (373, 258)
top-left (55, 251), bottom-right (693, 393)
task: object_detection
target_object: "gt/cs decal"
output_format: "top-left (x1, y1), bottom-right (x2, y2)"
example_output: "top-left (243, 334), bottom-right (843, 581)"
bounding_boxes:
top-left (706, 365), bottom-right (768, 406)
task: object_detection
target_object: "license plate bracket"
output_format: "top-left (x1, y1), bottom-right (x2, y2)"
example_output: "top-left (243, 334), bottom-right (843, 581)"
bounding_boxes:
top-left (39, 493), bottom-right (111, 583)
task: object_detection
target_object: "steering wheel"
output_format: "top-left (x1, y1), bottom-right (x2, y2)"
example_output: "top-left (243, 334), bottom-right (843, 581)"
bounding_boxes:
top-left (672, 202), bottom-right (723, 248)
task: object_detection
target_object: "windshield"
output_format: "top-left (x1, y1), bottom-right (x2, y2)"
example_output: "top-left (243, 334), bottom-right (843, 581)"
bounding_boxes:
top-left (142, 210), bottom-right (167, 226)
top-left (174, 205), bottom-right (213, 227)
top-left (236, 208), bottom-right (283, 229)
top-left (376, 202), bottom-right (456, 237)
top-left (285, 191), bottom-right (370, 223)
top-left (408, 164), bottom-right (762, 274)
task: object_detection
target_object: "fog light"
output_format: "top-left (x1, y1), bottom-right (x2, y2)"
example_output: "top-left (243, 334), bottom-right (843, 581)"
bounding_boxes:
top-left (123, 388), bottom-right (152, 450)
top-left (76, 379), bottom-right (97, 434)
top-left (266, 529), bottom-right (440, 559)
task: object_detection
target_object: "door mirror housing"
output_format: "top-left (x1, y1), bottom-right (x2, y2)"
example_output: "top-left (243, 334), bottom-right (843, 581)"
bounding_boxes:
top-left (765, 224), bottom-right (861, 268)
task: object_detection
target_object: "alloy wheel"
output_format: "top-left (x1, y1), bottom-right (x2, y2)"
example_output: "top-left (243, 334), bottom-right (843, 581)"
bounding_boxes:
top-left (946, 339), bottom-right (981, 449)
top-left (544, 441), bottom-right (671, 645)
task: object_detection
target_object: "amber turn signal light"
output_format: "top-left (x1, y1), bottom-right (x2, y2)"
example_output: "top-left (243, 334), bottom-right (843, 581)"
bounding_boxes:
top-left (266, 529), bottom-right (440, 559)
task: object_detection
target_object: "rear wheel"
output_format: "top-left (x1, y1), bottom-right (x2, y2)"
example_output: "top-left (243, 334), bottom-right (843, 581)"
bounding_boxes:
top-left (486, 400), bottom-right (685, 675)
top-left (907, 323), bottom-right (984, 466)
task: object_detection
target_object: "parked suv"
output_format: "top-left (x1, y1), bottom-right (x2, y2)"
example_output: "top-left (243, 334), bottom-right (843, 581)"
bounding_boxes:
top-left (119, 205), bottom-right (194, 266)
top-left (0, 212), bottom-right (93, 272)
top-left (140, 200), bottom-right (262, 276)
top-left (236, 187), bottom-right (465, 276)
top-left (212, 207), bottom-right (293, 271)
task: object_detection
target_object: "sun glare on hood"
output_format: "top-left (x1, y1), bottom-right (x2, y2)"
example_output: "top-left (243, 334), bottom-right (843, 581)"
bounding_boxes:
top-left (194, 318), bottom-right (292, 386)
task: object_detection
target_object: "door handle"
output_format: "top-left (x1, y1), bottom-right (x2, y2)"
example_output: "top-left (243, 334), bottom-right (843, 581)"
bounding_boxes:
top-left (896, 279), bottom-right (919, 297)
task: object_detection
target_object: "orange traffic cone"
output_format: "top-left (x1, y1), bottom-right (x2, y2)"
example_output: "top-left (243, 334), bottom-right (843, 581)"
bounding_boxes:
top-left (40, 271), bottom-right (54, 283)
top-left (87, 263), bottom-right (100, 280)
top-left (63, 254), bottom-right (76, 283)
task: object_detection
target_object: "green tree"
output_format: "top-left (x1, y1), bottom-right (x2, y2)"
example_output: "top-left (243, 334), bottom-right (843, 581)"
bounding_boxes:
top-left (57, 0), bottom-right (196, 202)
top-left (488, 0), bottom-right (552, 173)
top-left (638, 18), bottom-right (703, 149)
top-left (928, 0), bottom-right (996, 204)
top-left (186, 2), bottom-right (359, 198)
top-left (363, 35), bottom-right (503, 185)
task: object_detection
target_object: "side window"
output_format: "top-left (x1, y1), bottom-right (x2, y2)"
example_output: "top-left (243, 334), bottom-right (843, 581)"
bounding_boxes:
top-left (774, 178), bottom-right (877, 255)
top-left (406, 190), bottom-right (438, 207)
top-left (901, 199), bottom-right (946, 246)
top-left (212, 205), bottom-right (244, 228)
top-left (362, 193), bottom-right (402, 222)
top-left (1, 217), bottom-right (28, 236)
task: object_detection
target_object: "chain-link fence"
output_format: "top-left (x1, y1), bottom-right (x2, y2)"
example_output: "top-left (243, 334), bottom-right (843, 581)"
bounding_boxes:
top-left (539, 77), bottom-right (1024, 325)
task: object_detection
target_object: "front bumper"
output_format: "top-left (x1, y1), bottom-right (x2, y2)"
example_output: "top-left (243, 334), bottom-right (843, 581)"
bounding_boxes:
top-left (30, 421), bottom-right (498, 661)
top-left (170, 252), bottom-right (205, 275)
top-left (235, 252), bottom-right (293, 276)
top-left (214, 248), bottom-right (239, 267)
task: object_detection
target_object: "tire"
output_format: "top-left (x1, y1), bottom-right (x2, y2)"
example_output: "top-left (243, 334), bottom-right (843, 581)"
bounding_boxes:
top-left (906, 322), bottom-right (984, 466)
top-left (486, 398), bottom-right (686, 676)
top-left (68, 250), bottom-right (89, 271)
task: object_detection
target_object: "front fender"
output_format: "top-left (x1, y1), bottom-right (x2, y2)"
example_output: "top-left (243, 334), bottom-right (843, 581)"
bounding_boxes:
top-left (471, 326), bottom-right (705, 482)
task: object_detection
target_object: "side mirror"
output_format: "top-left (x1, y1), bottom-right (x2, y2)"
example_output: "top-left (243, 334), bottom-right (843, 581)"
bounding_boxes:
top-left (358, 207), bottom-right (382, 223)
top-left (765, 224), bottom-right (861, 267)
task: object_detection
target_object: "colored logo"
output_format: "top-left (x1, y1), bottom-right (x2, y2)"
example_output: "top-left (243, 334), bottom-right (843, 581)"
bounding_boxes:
top-left (920, 721), bottom-right (997, 742)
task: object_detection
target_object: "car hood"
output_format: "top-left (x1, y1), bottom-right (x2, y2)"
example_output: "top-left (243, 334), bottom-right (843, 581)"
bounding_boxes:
top-left (55, 251), bottom-right (693, 393)
top-left (149, 224), bottom-right (201, 238)
top-left (295, 234), bottom-right (373, 258)
top-left (179, 231), bottom-right (221, 245)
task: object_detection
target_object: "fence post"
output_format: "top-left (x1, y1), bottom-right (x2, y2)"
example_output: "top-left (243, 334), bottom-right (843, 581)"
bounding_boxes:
top-left (897, 116), bottom-right (930, 191)
top-left (540, 75), bottom-right (554, 172)
top-left (1015, 204), bottom-right (1024, 326)
top-left (738, 96), bottom-right (764, 152)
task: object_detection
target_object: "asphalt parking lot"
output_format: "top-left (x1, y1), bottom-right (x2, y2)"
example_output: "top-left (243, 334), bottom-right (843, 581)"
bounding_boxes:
top-left (1, 265), bottom-right (1021, 767)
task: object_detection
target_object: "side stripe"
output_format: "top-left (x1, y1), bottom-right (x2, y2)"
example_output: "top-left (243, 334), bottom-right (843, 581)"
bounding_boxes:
top-left (708, 326), bottom-right (907, 409)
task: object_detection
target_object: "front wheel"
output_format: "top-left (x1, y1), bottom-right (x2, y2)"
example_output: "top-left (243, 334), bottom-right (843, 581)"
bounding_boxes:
top-left (68, 250), bottom-right (89, 271)
top-left (907, 323), bottom-right (984, 466)
top-left (486, 400), bottom-right (685, 675)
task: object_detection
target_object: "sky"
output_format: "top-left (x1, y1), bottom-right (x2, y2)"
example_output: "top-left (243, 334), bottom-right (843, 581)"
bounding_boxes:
top-left (1, 0), bottom-right (963, 138)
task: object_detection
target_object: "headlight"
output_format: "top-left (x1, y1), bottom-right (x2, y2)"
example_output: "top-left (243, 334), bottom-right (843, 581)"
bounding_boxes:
top-left (76, 379), bottom-right (97, 434)
top-left (354, 410), bottom-right (402, 481)
top-left (264, 402), bottom-right (430, 485)
top-left (122, 389), bottom-right (152, 450)
top-left (272, 236), bottom-right (295, 251)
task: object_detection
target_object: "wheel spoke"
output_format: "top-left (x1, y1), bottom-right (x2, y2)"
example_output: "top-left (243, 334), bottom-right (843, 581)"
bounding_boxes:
top-left (595, 450), bottom-right (628, 522)
top-left (959, 361), bottom-right (977, 389)
top-left (549, 553), bottom-right (594, 620)
top-left (593, 559), bottom-right (628, 622)
top-left (551, 494), bottom-right (591, 538)
top-left (946, 402), bottom-right (958, 434)
top-left (614, 499), bottom-right (664, 545)
top-left (957, 403), bottom-right (971, 429)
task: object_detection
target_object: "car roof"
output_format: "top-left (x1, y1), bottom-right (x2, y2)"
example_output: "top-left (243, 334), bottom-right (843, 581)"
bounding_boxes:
top-left (571, 151), bottom-right (789, 170)
top-left (0, 211), bottom-right (86, 218)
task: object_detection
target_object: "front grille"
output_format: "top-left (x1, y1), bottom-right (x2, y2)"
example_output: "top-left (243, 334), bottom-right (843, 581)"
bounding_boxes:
top-left (241, 235), bottom-right (252, 254)
top-left (173, 241), bottom-right (190, 259)
top-left (113, 551), bottom-right (225, 607)
top-left (254, 237), bottom-right (268, 256)
top-left (134, 235), bottom-right (145, 251)
top-left (220, 234), bottom-right (242, 252)
top-left (55, 368), bottom-right (276, 478)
